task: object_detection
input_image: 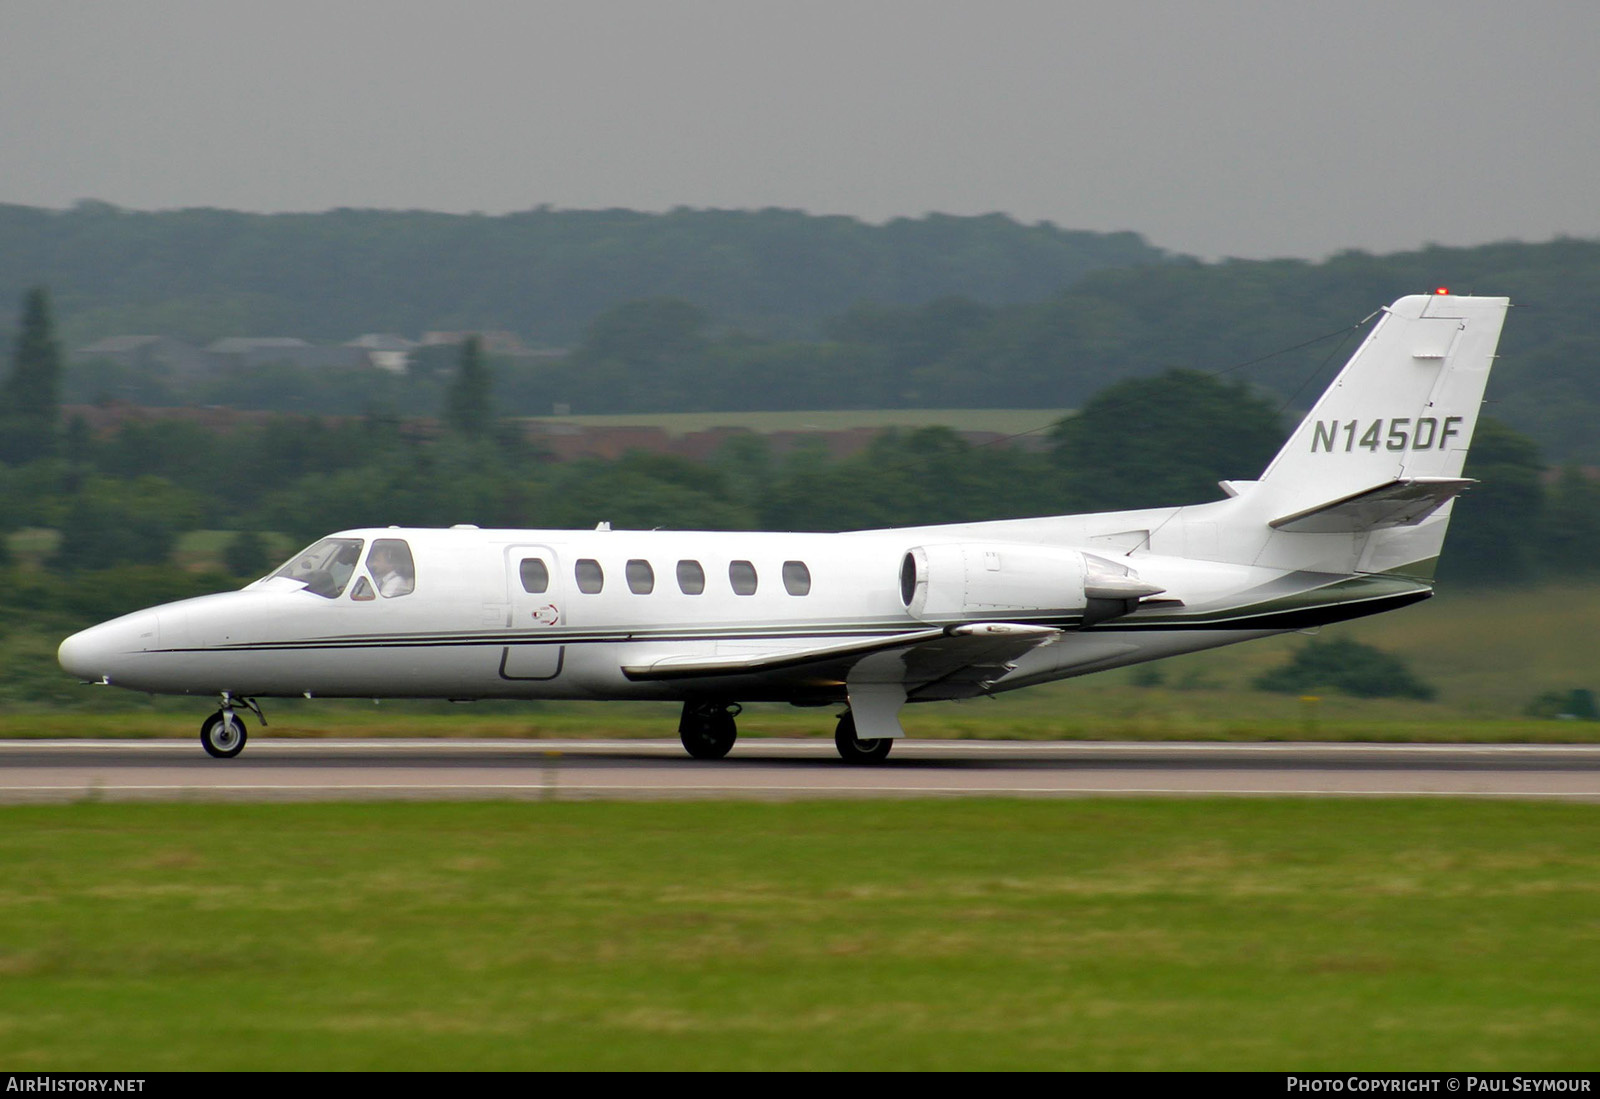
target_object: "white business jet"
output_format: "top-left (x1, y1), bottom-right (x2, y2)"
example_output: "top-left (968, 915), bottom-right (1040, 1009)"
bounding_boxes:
top-left (58, 293), bottom-right (1508, 763)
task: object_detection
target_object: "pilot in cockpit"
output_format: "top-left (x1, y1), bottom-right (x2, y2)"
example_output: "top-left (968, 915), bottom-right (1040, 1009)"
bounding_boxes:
top-left (368, 541), bottom-right (415, 598)
top-left (329, 541), bottom-right (362, 593)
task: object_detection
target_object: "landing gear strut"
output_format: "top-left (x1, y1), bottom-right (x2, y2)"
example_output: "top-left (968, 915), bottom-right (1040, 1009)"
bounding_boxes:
top-left (679, 701), bottom-right (740, 760)
top-left (200, 694), bottom-right (264, 759)
top-left (834, 711), bottom-right (893, 764)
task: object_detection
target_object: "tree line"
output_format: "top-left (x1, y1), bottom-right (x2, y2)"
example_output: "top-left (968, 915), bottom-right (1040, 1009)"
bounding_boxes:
top-left (4, 287), bottom-right (1594, 595)
top-left (0, 202), bottom-right (1167, 348)
top-left (519, 237), bottom-right (1600, 463)
top-left (36, 234), bottom-right (1600, 464)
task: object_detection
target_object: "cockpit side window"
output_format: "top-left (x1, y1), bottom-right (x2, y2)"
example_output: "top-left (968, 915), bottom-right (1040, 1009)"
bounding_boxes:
top-left (272, 537), bottom-right (365, 599)
top-left (367, 539), bottom-right (416, 598)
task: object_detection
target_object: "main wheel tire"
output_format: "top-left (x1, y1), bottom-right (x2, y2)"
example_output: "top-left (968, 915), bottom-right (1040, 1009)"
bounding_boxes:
top-left (834, 712), bottom-right (893, 764)
top-left (201, 710), bottom-right (248, 759)
top-left (679, 702), bottom-right (737, 760)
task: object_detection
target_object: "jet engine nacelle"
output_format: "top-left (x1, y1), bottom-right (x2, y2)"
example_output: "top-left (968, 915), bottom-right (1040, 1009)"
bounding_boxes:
top-left (900, 543), bottom-right (1163, 625)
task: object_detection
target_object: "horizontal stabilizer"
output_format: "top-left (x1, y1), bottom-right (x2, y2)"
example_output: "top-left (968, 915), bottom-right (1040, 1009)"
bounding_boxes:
top-left (1269, 477), bottom-right (1475, 534)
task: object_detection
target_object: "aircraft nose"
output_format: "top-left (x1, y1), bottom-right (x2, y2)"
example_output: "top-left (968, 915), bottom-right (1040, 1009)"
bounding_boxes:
top-left (58, 612), bottom-right (161, 683)
top-left (58, 627), bottom-right (106, 681)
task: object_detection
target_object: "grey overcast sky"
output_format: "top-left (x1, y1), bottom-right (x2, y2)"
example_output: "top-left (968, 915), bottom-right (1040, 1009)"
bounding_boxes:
top-left (2, 0), bottom-right (1597, 259)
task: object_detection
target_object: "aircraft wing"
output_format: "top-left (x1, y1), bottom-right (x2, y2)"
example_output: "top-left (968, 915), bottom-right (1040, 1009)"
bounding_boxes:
top-left (1268, 477), bottom-right (1476, 534)
top-left (621, 628), bottom-right (948, 681)
top-left (620, 622), bottom-right (1061, 699)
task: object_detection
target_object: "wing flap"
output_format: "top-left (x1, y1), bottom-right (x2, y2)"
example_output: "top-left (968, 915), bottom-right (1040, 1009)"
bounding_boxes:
top-left (1269, 477), bottom-right (1475, 534)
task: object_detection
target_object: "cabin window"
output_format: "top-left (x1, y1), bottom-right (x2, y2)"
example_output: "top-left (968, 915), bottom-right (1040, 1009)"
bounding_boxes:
top-left (677, 560), bottom-right (705, 595)
top-left (519, 558), bottom-right (550, 594)
top-left (367, 539), bottom-right (415, 598)
top-left (271, 537), bottom-right (364, 599)
top-left (575, 559), bottom-right (604, 594)
top-left (782, 561), bottom-right (811, 596)
top-left (626, 559), bottom-right (655, 594)
top-left (729, 560), bottom-right (758, 596)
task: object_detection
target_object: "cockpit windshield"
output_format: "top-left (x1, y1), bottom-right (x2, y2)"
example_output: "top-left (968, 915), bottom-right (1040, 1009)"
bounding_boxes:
top-left (271, 537), bottom-right (365, 599)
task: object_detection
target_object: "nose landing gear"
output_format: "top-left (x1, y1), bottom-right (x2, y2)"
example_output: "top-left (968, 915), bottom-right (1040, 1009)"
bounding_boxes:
top-left (200, 710), bottom-right (246, 758)
top-left (200, 694), bottom-right (265, 759)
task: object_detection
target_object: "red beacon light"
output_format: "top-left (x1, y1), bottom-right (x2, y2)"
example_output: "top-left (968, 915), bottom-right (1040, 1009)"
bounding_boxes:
top-left (1434, 286), bottom-right (1450, 295)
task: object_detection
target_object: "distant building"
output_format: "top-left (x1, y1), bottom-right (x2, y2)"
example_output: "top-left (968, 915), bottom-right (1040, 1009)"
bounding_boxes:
top-left (206, 337), bottom-right (378, 371)
top-left (205, 337), bottom-right (311, 356)
top-left (420, 330), bottom-right (563, 359)
top-left (345, 334), bottom-right (417, 373)
top-left (79, 331), bottom-right (568, 378)
top-left (75, 335), bottom-right (212, 376)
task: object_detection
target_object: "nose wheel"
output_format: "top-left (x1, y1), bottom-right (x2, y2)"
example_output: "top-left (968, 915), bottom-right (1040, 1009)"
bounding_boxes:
top-left (201, 709), bottom-right (248, 758)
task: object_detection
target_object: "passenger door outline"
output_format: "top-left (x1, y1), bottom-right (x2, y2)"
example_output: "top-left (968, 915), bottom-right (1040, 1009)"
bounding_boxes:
top-left (501, 544), bottom-right (565, 681)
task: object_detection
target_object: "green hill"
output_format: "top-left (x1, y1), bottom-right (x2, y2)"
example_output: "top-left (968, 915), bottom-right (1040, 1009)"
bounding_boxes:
top-left (0, 202), bottom-right (1169, 347)
top-left (8, 208), bottom-right (1600, 458)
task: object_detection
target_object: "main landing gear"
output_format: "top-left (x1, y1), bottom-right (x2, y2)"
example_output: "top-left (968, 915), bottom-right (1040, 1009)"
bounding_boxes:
top-left (200, 694), bottom-right (265, 759)
top-left (679, 701), bottom-right (740, 760)
top-left (834, 711), bottom-right (893, 764)
top-left (676, 701), bottom-right (894, 764)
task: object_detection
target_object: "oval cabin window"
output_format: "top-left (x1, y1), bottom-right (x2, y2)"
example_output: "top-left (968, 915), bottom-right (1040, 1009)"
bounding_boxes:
top-left (782, 561), bottom-right (811, 596)
top-left (728, 560), bottom-right (758, 596)
top-left (575, 559), bottom-right (604, 594)
top-left (677, 560), bottom-right (705, 595)
top-left (626, 559), bottom-right (655, 594)
top-left (520, 558), bottom-right (550, 594)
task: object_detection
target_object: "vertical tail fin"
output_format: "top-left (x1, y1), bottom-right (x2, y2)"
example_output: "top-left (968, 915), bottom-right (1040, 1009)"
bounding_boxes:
top-left (1250, 293), bottom-right (1509, 576)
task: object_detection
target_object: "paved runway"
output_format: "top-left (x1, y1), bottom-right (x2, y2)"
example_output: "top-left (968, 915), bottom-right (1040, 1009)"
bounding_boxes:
top-left (2, 738), bottom-right (1599, 803)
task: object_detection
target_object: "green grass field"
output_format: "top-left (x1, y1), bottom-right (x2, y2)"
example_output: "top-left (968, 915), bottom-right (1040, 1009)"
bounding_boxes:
top-left (0, 798), bottom-right (1595, 1070)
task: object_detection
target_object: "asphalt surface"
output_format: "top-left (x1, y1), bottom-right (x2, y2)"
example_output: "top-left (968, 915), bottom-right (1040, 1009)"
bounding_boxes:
top-left (2, 738), bottom-right (1600, 803)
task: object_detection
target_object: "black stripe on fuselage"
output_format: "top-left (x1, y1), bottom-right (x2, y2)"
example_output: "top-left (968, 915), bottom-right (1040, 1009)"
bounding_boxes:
top-left (147, 623), bottom-right (953, 655)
